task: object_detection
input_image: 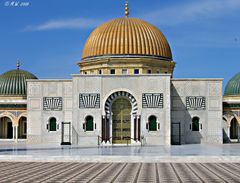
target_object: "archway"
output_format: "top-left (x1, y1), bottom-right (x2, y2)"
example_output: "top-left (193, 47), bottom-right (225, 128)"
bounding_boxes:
top-left (230, 118), bottom-right (238, 139)
top-left (112, 97), bottom-right (132, 144)
top-left (18, 117), bottom-right (27, 139)
top-left (0, 117), bottom-right (13, 139)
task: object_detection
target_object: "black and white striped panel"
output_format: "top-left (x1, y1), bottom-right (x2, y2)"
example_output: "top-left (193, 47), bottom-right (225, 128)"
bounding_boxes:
top-left (186, 96), bottom-right (206, 110)
top-left (105, 91), bottom-right (138, 115)
top-left (79, 93), bottom-right (100, 108)
top-left (142, 93), bottom-right (164, 108)
top-left (43, 97), bottom-right (63, 111)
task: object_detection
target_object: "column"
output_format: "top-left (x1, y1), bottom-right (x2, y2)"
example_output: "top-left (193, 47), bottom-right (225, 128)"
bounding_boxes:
top-left (15, 126), bottom-right (18, 143)
top-left (134, 116), bottom-right (137, 141)
top-left (102, 115), bottom-right (106, 142)
top-left (238, 126), bottom-right (240, 143)
top-left (227, 125), bottom-right (230, 140)
top-left (138, 115), bottom-right (141, 142)
top-left (13, 126), bottom-right (15, 140)
top-left (106, 117), bottom-right (110, 143)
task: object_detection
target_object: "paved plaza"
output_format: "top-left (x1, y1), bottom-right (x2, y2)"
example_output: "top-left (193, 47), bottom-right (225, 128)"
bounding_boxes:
top-left (0, 162), bottom-right (240, 182)
top-left (1, 143), bottom-right (240, 182)
top-left (1, 143), bottom-right (240, 162)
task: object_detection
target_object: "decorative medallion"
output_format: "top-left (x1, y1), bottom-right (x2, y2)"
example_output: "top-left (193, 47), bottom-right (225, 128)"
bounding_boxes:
top-left (186, 96), bottom-right (206, 110)
top-left (79, 93), bottom-right (100, 108)
top-left (43, 97), bottom-right (63, 111)
top-left (142, 93), bottom-right (164, 108)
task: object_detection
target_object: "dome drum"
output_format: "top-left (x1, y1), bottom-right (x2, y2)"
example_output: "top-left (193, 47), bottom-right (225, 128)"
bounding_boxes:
top-left (79, 56), bottom-right (175, 75)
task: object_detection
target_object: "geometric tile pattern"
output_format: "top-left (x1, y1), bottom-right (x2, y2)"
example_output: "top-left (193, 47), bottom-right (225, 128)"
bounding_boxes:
top-left (142, 93), bottom-right (163, 108)
top-left (43, 97), bottom-right (63, 111)
top-left (79, 93), bottom-right (100, 108)
top-left (0, 162), bottom-right (240, 182)
top-left (186, 96), bottom-right (206, 110)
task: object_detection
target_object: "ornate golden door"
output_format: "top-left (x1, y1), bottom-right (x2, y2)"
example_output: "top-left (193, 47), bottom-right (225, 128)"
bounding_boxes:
top-left (112, 98), bottom-right (131, 144)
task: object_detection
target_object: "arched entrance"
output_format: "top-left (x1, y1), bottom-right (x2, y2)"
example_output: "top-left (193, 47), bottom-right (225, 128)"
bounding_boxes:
top-left (230, 118), bottom-right (238, 139)
top-left (103, 91), bottom-right (140, 144)
top-left (18, 117), bottom-right (27, 139)
top-left (0, 117), bottom-right (13, 139)
top-left (112, 98), bottom-right (132, 144)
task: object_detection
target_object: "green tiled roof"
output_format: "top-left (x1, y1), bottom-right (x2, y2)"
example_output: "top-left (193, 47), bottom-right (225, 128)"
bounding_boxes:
top-left (0, 69), bottom-right (37, 96)
top-left (224, 72), bottom-right (240, 96)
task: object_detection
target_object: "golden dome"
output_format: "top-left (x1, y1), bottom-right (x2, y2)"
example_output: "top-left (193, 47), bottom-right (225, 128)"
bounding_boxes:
top-left (82, 18), bottom-right (172, 60)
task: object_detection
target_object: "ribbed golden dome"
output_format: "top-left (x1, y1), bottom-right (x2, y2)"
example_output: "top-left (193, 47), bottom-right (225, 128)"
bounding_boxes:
top-left (82, 18), bottom-right (172, 60)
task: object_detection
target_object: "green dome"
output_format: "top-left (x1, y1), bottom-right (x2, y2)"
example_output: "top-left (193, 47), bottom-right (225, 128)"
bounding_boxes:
top-left (224, 72), bottom-right (240, 96)
top-left (0, 69), bottom-right (37, 96)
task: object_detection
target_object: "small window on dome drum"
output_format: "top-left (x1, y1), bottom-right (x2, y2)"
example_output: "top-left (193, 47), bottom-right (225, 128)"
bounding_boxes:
top-left (157, 70), bottom-right (160, 74)
top-left (134, 69), bottom-right (139, 74)
top-left (148, 70), bottom-right (152, 74)
top-left (84, 72), bottom-right (87, 75)
top-left (110, 69), bottom-right (115, 74)
top-left (99, 70), bottom-right (102, 74)
top-left (122, 69), bottom-right (128, 74)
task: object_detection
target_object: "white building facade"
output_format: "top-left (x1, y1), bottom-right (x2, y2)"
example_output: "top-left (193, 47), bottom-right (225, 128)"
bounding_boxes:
top-left (27, 76), bottom-right (223, 146)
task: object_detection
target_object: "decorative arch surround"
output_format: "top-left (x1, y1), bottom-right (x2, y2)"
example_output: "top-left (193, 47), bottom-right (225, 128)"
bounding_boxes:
top-left (223, 113), bottom-right (240, 126)
top-left (105, 91), bottom-right (138, 116)
top-left (17, 112), bottom-right (27, 122)
top-left (0, 111), bottom-right (15, 122)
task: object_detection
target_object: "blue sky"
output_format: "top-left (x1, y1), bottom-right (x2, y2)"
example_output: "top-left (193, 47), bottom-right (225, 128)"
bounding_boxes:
top-left (0, 0), bottom-right (239, 89)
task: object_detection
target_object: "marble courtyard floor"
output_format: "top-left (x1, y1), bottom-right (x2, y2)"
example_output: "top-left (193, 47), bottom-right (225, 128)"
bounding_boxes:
top-left (0, 142), bottom-right (240, 163)
top-left (1, 143), bottom-right (240, 182)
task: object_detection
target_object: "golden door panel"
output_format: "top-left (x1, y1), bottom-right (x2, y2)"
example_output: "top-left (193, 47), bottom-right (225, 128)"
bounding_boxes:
top-left (112, 98), bottom-right (131, 144)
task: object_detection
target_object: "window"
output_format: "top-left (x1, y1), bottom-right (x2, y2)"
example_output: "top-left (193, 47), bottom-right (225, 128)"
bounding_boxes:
top-left (86, 116), bottom-right (94, 131)
top-left (110, 69), bottom-right (115, 74)
top-left (84, 72), bottom-right (87, 75)
top-left (134, 69), bottom-right (139, 74)
top-left (192, 117), bottom-right (200, 131)
top-left (98, 70), bottom-right (102, 74)
top-left (122, 69), bottom-right (128, 74)
top-left (147, 70), bottom-right (152, 74)
top-left (49, 117), bottom-right (57, 131)
top-left (149, 115), bottom-right (157, 131)
top-left (157, 70), bottom-right (160, 74)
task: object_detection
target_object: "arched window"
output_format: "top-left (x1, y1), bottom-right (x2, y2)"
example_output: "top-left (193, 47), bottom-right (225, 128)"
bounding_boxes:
top-left (49, 117), bottom-right (57, 131)
top-left (86, 116), bottom-right (94, 131)
top-left (192, 117), bottom-right (200, 131)
top-left (149, 115), bottom-right (157, 131)
top-left (230, 118), bottom-right (238, 139)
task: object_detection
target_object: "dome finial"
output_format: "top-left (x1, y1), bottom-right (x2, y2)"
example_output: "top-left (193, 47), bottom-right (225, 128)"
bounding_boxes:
top-left (125, 0), bottom-right (129, 17)
top-left (16, 59), bottom-right (21, 70)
